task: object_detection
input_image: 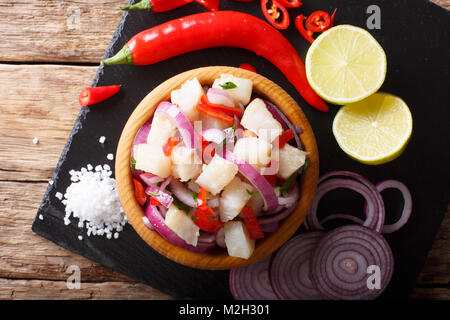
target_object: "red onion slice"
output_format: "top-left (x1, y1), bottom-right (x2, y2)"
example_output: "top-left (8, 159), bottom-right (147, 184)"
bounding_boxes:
top-left (169, 179), bottom-right (197, 208)
top-left (260, 221), bottom-right (279, 233)
top-left (229, 255), bottom-right (278, 300)
top-left (317, 171), bottom-right (385, 233)
top-left (376, 180), bottom-right (412, 234)
top-left (258, 206), bottom-right (296, 225)
top-left (319, 214), bottom-right (365, 226)
top-left (206, 88), bottom-right (235, 107)
top-left (145, 185), bottom-right (173, 209)
top-left (269, 232), bottom-right (325, 300)
top-left (224, 150), bottom-right (278, 212)
top-left (311, 225), bottom-right (394, 300)
top-left (144, 203), bottom-right (214, 253)
top-left (198, 231), bottom-right (217, 243)
top-left (307, 178), bottom-right (380, 232)
top-left (139, 172), bottom-right (164, 186)
top-left (155, 101), bottom-right (200, 151)
top-left (264, 100), bottom-right (302, 150)
top-left (133, 121), bottom-right (152, 146)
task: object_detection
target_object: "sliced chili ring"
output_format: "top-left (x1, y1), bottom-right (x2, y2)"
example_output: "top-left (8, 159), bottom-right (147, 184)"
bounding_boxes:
top-left (261, 0), bottom-right (290, 30)
top-left (295, 14), bottom-right (314, 44)
top-left (305, 10), bottom-right (332, 33)
top-left (276, 0), bottom-right (302, 8)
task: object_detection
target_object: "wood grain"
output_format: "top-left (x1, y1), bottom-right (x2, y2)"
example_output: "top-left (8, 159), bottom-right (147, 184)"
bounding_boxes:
top-left (116, 66), bottom-right (319, 270)
top-left (0, 0), bottom-right (448, 299)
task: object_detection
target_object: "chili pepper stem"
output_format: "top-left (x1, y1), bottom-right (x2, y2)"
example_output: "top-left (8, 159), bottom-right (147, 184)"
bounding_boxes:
top-left (101, 45), bottom-right (134, 65)
top-left (120, 0), bottom-right (152, 11)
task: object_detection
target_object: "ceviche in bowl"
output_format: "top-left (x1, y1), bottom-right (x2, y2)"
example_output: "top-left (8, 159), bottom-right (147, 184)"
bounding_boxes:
top-left (116, 66), bottom-right (319, 270)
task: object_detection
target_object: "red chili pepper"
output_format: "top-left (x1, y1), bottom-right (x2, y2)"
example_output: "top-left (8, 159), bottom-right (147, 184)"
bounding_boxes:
top-left (295, 15), bottom-right (315, 44)
top-left (197, 187), bottom-right (208, 208)
top-left (239, 63), bottom-right (257, 73)
top-left (242, 206), bottom-right (264, 239)
top-left (276, 0), bottom-right (302, 8)
top-left (275, 129), bottom-right (295, 149)
top-left (150, 197), bottom-right (163, 206)
top-left (79, 85), bottom-right (121, 107)
top-left (194, 206), bottom-right (223, 232)
top-left (194, 0), bottom-right (219, 11)
top-left (196, 103), bottom-right (235, 125)
top-left (162, 136), bottom-right (179, 157)
top-left (133, 179), bottom-right (147, 206)
top-left (233, 0), bottom-right (256, 2)
top-left (197, 133), bottom-right (216, 162)
top-left (121, 0), bottom-right (193, 12)
top-left (102, 11), bottom-right (328, 112)
top-left (305, 10), bottom-right (332, 32)
top-left (200, 96), bottom-right (243, 116)
top-left (261, 0), bottom-right (290, 30)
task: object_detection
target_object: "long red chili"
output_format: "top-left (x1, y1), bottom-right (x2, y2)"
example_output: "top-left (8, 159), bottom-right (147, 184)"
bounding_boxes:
top-left (120, 0), bottom-right (193, 12)
top-left (102, 11), bottom-right (328, 112)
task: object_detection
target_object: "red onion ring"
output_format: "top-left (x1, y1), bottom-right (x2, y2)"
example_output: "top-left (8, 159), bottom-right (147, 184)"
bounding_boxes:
top-left (229, 255), bottom-right (278, 300)
top-left (145, 185), bottom-right (173, 209)
top-left (206, 88), bottom-right (235, 107)
top-left (224, 150), bottom-right (278, 212)
top-left (320, 214), bottom-right (364, 226)
top-left (258, 206), bottom-right (296, 225)
top-left (376, 180), bottom-right (412, 234)
top-left (139, 172), bottom-right (164, 186)
top-left (264, 100), bottom-right (302, 150)
top-left (269, 232), bottom-right (325, 299)
top-left (169, 179), bottom-right (197, 208)
top-left (311, 225), bottom-right (393, 300)
top-left (260, 221), bottom-right (279, 233)
top-left (144, 203), bottom-right (214, 253)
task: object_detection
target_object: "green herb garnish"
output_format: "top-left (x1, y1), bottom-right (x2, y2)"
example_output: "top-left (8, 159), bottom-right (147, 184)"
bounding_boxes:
top-left (146, 190), bottom-right (160, 197)
top-left (190, 191), bottom-right (199, 203)
top-left (173, 197), bottom-right (190, 214)
top-left (232, 119), bottom-right (237, 131)
top-left (219, 81), bottom-right (238, 90)
top-left (280, 172), bottom-right (298, 196)
top-left (303, 158), bottom-right (310, 171)
top-left (130, 156), bottom-right (136, 171)
top-left (246, 189), bottom-right (260, 197)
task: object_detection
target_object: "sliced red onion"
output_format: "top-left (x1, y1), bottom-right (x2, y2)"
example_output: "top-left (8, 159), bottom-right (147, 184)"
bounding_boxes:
top-left (145, 185), bottom-right (173, 209)
top-left (270, 232), bottom-right (325, 300)
top-left (201, 128), bottom-right (226, 144)
top-left (155, 101), bottom-right (200, 151)
top-left (169, 178), bottom-right (197, 208)
top-left (206, 88), bottom-right (235, 107)
top-left (139, 172), bottom-right (164, 186)
top-left (320, 214), bottom-right (364, 226)
top-left (133, 121), bottom-right (152, 147)
top-left (260, 221), bottom-right (279, 233)
top-left (306, 171), bottom-right (385, 233)
top-left (159, 176), bottom-right (172, 191)
top-left (311, 225), bottom-right (393, 300)
top-left (144, 203), bottom-right (214, 253)
top-left (277, 185), bottom-right (300, 208)
top-left (198, 231), bottom-right (217, 243)
top-left (376, 180), bottom-right (412, 234)
top-left (258, 206), bottom-right (296, 225)
top-left (265, 100), bottom-right (302, 150)
top-left (230, 255), bottom-right (278, 300)
top-left (208, 196), bottom-right (220, 208)
top-left (224, 150), bottom-right (278, 212)
top-left (142, 216), bottom-right (154, 231)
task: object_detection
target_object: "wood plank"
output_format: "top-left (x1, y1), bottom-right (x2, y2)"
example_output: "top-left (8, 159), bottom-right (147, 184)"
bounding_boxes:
top-left (0, 1), bottom-right (448, 63)
top-left (0, 0), bottom-right (123, 63)
top-left (0, 64), bottom-right (97, 181)
top-left (0, 278), bottom-right (171, 300)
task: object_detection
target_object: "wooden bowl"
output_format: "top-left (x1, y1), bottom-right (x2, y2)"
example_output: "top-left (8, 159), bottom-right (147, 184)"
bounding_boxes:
top-left (116, 66), bottom-right (319, 270)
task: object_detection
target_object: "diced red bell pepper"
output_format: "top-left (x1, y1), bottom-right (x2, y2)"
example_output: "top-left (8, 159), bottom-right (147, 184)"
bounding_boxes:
top-left (133, 179), bottom-right (147, 206)
top-left (194, 205), bottom-right (224, 232)
top-left (162, 136), bottom-right (179, 157)
top-left (79, 85), bottom-right (121, 107)
top-left (150, 197), bottom-right (163, 206)
top-left (275, 129), bottom-right (295, 149)
top-left (200, 96), bottom-right (243, 116)
top-left (242, 206), bottom-right (264, 239)
top-left (196, 103), bottom-right (235, 125)
top-left (197, 187), bottom-right (208, 208)
top-left (264, 173), bottom-right (277, 187)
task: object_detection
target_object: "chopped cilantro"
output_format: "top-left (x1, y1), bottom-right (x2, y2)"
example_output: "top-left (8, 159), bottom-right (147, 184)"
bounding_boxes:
top-left (219, 81), bottom-right (238, 90)
top-left (130, 156), bottom-right (136, 171)
top-left (246, 189), bottom-right (260, 197)
top-left (280, 172), bottom-right (298, 196)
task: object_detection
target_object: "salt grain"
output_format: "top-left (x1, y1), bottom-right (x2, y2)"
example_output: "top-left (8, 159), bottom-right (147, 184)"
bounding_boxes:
top-left (33, 137), bottom-right (39, 144)
top-left (99, 136), bottom-right (106, 144)
top-left (107, 153), bottom-right (114, 161)
top-left (38, 214), bottom-right (44, 220)
top-left (55, 192), bottom-right (63, 200)
top-left (58, 164), bottom-right (126, 240)
top-left (48, 180), bottom-right (54, 185)
top-left (78, 235), bottom-right (83, 241)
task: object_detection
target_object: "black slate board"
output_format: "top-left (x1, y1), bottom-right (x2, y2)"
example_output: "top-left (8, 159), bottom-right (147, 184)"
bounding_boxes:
top-left (32, 0), bottom-right (450, 299)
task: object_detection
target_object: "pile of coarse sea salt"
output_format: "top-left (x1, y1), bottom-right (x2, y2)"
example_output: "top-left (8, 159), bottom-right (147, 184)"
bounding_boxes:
top-left (59, 164), bottom-right (127, 239)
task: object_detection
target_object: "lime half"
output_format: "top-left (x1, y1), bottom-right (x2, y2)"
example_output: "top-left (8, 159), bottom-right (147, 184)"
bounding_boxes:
top-left (332, 93), bottom-right (413, 165)
top-left (306, 25), bottom-right (387, 105)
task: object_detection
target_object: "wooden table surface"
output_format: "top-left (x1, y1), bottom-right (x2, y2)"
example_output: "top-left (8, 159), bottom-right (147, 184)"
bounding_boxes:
top-left (0, 0), bottom-right (448, 300)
